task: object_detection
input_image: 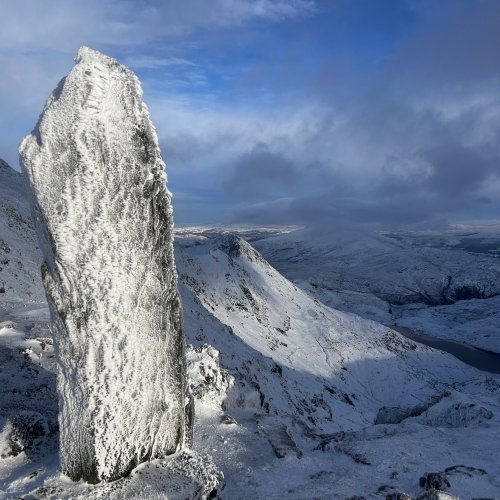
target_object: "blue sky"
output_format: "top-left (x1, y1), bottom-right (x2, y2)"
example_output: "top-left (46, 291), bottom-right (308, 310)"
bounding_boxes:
top-left (1, 0), bottom-right (500, 228)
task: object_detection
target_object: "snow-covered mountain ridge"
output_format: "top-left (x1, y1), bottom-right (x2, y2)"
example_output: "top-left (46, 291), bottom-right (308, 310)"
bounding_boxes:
top-left (175, 226), bottom-right (500, 354)
top-left (223, 225), bottom-right (500, 354)
top-left (177, 232), bottom-right (472, 428)
top-left (252, 227), bottom-right (500, 307)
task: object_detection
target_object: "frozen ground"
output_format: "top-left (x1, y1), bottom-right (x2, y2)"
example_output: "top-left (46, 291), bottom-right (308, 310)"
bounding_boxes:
top-left (0, 302), bottom-right (221, 499)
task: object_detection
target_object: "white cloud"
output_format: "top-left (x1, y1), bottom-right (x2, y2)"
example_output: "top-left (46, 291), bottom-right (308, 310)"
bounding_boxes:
top-left (0, 0), bottom-right (314, 168)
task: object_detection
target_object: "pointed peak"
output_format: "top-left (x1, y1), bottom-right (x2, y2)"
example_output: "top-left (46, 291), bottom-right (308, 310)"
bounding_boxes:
top-left (74, 46), bottom-right (116, 66)
top-left (216, 232), bottom-right (266, 264)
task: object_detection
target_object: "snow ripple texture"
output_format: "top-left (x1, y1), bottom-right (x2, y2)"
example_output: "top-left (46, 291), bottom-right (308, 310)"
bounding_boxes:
top-left (19, 47), bottom-right (191, 483)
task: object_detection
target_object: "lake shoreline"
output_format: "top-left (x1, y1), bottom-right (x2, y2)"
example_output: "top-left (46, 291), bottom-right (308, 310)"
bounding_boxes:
top-left (390, 324), bottom-right (500, 375)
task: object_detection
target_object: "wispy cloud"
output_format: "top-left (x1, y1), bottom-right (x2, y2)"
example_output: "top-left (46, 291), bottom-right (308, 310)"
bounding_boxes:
top-left (124, 55), bottom-right (196, 69)
top-left (0, 0), bottom-right (315, 51)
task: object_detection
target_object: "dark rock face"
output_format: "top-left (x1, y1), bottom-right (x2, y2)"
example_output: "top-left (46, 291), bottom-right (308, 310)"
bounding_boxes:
top-left (375, 393), bottom-right (448, 425)
top-left (220, 414), bottom-right (237, 425)
top-left (3, 411), bottom-right (50, 458)
top-left (386, 493), bottom-right (412, 500)
top-left (19, 47), bottom-right (191, 483)
top-left (0, 159), bottom-right (44, 301)
top-left (416, 489), bottom-right (459, 500)
top-left (419, 472), bottom-right (451, 491)
top-left (258, 417), bottom-right (303, 459)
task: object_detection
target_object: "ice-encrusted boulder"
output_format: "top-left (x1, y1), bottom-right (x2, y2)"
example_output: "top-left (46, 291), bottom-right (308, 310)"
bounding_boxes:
top-left (19, 47), bottom-right (193, 483)
top-left (186, 344), bottom-right (234, 408)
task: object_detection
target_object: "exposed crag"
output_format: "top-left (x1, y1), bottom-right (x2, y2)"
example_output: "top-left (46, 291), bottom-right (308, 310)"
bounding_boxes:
top-left (19, 47), bottom-right (192, 483)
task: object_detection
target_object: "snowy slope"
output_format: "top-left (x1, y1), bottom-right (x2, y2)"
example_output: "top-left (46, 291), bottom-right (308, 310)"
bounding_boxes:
top-left (249, 227), bottom-right (500, 355)
top-left (394, 295), bottom-right (500, 353)
top-left (175, 231), bottom-right (500, 499)
top-left (176, 232), bottom-right (474, 427)
top-left (0, 159), bottom-right (44, 303)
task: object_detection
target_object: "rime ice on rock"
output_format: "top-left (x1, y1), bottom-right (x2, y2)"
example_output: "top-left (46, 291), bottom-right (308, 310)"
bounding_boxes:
top-left (19, 47), bottom-right (193, 483)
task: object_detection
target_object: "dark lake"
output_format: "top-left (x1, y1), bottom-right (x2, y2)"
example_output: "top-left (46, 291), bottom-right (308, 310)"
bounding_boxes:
top-left (392, 325), bottom-right (500, 375)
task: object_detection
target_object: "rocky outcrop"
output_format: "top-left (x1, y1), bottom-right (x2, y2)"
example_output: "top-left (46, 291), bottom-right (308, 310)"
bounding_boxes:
top-left (19, 47), bottom-right (192, 483)
top-left (419, 472), bottom-right (451, 491)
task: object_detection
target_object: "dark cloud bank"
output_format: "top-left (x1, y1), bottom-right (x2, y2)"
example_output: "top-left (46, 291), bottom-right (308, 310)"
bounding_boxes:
top-left (213, 0), bottom-right (500, 229)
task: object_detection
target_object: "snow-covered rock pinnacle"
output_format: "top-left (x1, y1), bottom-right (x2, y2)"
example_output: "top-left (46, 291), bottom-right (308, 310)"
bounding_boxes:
top-left (19, 47), bottom-right (192, 483)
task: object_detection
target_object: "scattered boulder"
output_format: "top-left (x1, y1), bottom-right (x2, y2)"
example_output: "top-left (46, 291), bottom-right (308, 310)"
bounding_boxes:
top-left (444, 465), bottom-right (487, 478)
top-left (375, 393), bottom-right (447, 425)
top-left (0, 239), bottom-right (11, 254)
top-left (186, 344), bottom-right (234, 408)
top-left (258, 417), bottom-right (303, 459)
top-left (416, 489), bottom-right (459, 500)
top-left (378, 484), bottom-right (412, 499)
top-left (375, 406), bottom-right (415, 425)
top-left (386, 493), bottom-right (412, 500)
top-left (423, 403), bottom-right (493, 428)
top-left (220, 414), bottom-right (237, 425)
top-left (335, 444), bottom-right (371, 465)
top-left (419, 472), bottom-right (451, 491)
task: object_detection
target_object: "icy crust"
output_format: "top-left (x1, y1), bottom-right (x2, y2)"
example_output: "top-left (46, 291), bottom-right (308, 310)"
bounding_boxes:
top-left (19, 47), bottom-right (190, 483)
top-left (0, 316), bottom-right (222, 499)
top-left (27, 450), bottom-right (223, 499)
top-left (186, 344), bottom-right (234, 409)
